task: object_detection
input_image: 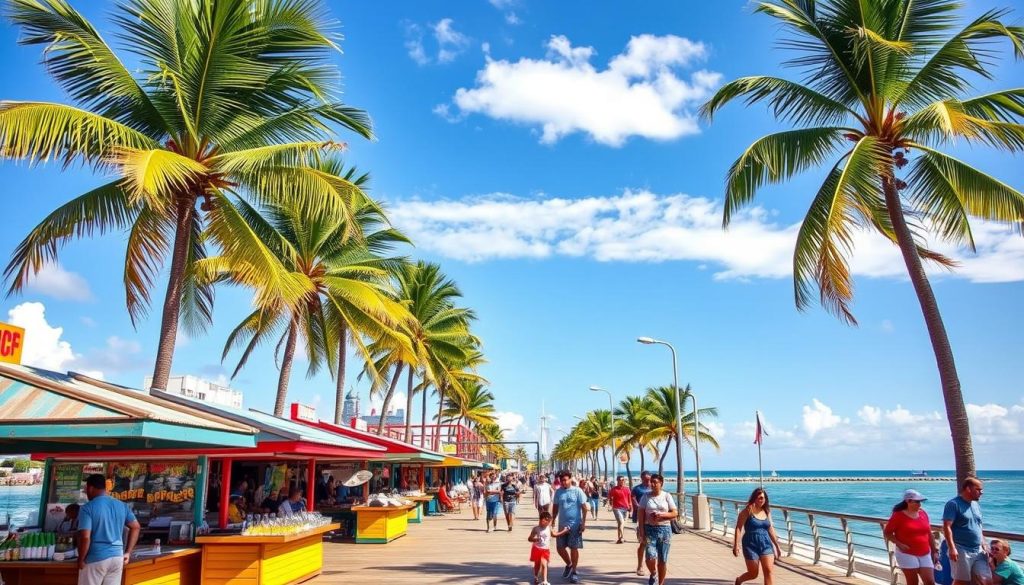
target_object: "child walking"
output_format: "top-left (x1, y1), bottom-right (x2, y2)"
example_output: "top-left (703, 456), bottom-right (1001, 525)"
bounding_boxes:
top-left (528, 511), bottom-right (569, 585)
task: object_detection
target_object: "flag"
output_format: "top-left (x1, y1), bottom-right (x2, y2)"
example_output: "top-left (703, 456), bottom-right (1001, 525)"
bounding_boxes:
top-left (753, 411), bottom-right (768, 445)
top-left (370, 408), bottom-right (377, 416)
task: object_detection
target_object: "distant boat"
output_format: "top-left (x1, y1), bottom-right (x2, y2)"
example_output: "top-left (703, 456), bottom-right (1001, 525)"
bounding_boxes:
top-left (910, 470), bottom-right (928, 477)
top-left (770, 470), bottom-right (779, 478)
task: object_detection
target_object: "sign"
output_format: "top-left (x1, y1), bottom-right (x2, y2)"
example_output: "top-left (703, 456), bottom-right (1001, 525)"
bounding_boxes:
top-left (53, 463), bottom-right (83, 503)
top-left (291, 402), bottom-right (317, 422)
top-left (441, 443), bottom-right (457, 455)
top-left (0, 321), bottom-right (25, 365)
top-left (145, 461), bottom-right (196, 506)
top-left (110, 462), bottom-right (148, 501)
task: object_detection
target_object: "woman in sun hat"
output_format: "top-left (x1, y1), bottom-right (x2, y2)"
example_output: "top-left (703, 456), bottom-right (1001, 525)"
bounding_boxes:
top-left (885, 489), bottom-right (939, 585)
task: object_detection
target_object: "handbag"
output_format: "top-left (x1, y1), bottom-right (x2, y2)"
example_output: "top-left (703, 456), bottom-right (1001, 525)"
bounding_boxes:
top-left (670, 517), bottom-right (685, 534)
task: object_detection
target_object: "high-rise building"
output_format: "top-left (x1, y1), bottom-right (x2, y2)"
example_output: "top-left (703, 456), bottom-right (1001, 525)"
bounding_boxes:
top-left (341, 388), bottom-right (361, 424)
top-left (143, 375), bottom-right (243, 409)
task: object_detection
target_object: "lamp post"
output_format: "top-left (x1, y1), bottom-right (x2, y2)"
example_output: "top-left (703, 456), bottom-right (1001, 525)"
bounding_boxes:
top-left (589, 386), bottom-right (617, 482)
top-left (638, 336), bottom-right (708, 529)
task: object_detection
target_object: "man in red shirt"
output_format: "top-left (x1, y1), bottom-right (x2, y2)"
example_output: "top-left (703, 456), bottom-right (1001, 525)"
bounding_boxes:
top-left (608, 475), bottom-right (633, 544)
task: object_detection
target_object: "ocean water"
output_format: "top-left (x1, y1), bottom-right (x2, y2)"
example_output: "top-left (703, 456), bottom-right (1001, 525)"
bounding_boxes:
top-left (631, 470), bottom-right (1022, 532)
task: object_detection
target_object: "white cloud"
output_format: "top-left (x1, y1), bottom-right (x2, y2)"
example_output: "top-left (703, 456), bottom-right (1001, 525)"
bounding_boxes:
top-left (488, 0), bottom-right (516, 8)
top-left (6, 302), bottom-right (77, 371)
top-left (80, 336), bottom-right (143, 375)
top-left (369, 392), bottom-right (407, 416)
top-left (495, 411), bottom-right (526, 437)
top-left (801, 399), bottom-right (844, 437)
top-left (388, 189), bottom-right (1024, 284)
top-left (443, 34), bottom-right (721, 145)
top-left (25, 263), bottom-right (92, 302)
top-left (505, 12), bottom-right (520, 25)
top-left (858, 405), bottom-right (881, 426)
top-left (404, 19), bottom-right (470, 66)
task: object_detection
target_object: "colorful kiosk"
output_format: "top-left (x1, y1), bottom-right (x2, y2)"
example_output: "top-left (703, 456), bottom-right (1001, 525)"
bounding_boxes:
top-left (286, 403), bottom-right (444, 539)
top-left (0, 363), bottom-right (258, 585)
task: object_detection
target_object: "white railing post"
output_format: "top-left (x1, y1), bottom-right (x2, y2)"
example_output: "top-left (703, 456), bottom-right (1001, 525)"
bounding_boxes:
top-left (783, 509), bottom-right (795, 556)
top-left (808, 513), bottom-right (821, 565)
top-left (841, 517), bottom-right (855, 576)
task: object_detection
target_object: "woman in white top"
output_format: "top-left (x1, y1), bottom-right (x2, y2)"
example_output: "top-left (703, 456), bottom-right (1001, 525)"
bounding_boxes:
top-left (638, 474), bottom-right (678, 585)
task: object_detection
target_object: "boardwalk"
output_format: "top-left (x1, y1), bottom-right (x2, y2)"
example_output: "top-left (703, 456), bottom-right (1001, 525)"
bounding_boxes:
top-left (316, 495), bottom-right (866, 585)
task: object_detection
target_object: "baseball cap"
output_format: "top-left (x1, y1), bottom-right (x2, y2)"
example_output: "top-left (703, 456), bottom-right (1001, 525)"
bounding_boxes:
top-left (903, 489), bottom-right (927, 501)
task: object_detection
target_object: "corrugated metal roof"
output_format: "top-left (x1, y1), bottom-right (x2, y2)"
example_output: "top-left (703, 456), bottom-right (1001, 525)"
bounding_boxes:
top-left (0, 363), bottom-right (256, 435)
top-left (152, 392), bottom-right (385, 452)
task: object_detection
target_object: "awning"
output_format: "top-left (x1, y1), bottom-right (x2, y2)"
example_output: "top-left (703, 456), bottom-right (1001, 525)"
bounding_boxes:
top-left (0, 364), bottom-right (257, 454)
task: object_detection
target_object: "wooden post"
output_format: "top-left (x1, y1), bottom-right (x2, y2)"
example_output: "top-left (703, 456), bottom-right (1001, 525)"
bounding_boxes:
top-left (306, 458), bottom-right (316, 511)
top-left (219, 458), bottom-right (233, 529)
top-left (418, 464), bottom-right (425, 491)
top-left (361, 461), bottom-right (370, 500)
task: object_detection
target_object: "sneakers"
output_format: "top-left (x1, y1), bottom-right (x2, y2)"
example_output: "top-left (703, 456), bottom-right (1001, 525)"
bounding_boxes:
top-left (648, 575), bottom-right (656, 585)
top-left (486, 525), bottom-right (491, 533)
top-left (561, 566), bottom-right (572, 579)
top-left (569, 571), bottom-right (581, 584)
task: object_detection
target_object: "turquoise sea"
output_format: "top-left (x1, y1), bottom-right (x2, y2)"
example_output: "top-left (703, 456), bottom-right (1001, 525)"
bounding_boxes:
top-left (3, 470), bottom-right (1022, 533)
top-left (639, 470), bottom-right (1021, 532)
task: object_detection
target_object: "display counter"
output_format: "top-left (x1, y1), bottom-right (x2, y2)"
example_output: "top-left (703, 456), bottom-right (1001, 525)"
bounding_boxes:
top-left (405, 496), bottom-right (434, 524)
top-left (0, 546), bottom-right (200, 585)
top-left (350, 504), bottom-right (415, 544)
top-left (195, 522), bottom-right (339, 585)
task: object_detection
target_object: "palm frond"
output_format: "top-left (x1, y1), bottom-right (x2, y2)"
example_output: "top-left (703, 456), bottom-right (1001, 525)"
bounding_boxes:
top-left (113, 148), bottom-right (209, 207)
top-left (723, 127), bottom-right (849, 225)
top-left (122, 203), bottom-right (173, 326)
top-left (700, 75), bottom-right (859, 125)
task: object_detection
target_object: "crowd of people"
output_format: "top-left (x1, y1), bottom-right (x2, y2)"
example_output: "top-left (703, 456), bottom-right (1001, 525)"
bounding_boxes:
top-left (448, 471), bottom-right (1019, 585)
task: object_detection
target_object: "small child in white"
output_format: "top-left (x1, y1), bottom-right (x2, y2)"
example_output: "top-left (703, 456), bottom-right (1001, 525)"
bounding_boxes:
top-left (528, 511), bottom-right (569, 585)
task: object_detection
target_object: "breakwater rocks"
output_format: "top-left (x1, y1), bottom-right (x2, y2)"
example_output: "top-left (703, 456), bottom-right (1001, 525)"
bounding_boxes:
top-left (664, 476), bottom-right (954, 483)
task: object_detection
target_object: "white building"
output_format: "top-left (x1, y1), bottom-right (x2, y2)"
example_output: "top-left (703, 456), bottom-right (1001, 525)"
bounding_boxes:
top-left (143, 375), bottom-right (243, 409)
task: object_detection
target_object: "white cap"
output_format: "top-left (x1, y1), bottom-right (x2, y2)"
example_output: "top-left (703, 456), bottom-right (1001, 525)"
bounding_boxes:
top-left (903, 489), bottom-right (927, 501)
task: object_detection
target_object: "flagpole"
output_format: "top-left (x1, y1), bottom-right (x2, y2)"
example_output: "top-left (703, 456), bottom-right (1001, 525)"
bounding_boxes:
top-left (756, 411), bottom-right (764, 488)
top-left (758, 437), bottom-right (764, 488)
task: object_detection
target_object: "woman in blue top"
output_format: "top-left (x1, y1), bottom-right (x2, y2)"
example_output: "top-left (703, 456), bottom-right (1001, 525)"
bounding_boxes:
top-left (732, 488), bottom-right (783, 585)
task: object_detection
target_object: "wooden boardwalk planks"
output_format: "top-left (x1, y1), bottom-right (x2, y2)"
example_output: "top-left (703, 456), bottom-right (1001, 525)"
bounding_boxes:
top-left (314, 493), bottom-right (862, 585)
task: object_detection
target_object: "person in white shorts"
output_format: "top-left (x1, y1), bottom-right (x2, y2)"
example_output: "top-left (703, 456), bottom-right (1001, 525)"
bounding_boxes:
top-left (943, 478), bottom-right (993, 585)
top-left (885, 489), bottom-right (939, 585)
top-left (533, 474), bottom-right (554, 515)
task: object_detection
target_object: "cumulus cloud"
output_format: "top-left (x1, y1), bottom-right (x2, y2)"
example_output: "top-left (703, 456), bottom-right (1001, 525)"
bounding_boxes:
top-left (442, 34), bottom-right (721, 145)
top-left (858, 405), bottom-right (882, 426)
top-left (404, 18), bottom-right (470, 65)
top-left (802, 399), bottom-right (845, 436)
top-left (25, 263), bottom-right (92, 302)
top-left (495, 411), bottom-right (526, 437)
top-left (369, 392), bottom-right (407, 416)
top-left (388, 190), bottom-right (1024, 284)
top-left (5, 301), bottom-right (107, 379)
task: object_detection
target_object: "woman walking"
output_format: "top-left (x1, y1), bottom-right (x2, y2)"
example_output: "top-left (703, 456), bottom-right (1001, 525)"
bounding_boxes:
top-left (638, 474), bottom-right (678, 585)
top-left (471, 473), bottom-right (485, 521)
top-left (583, 479), bottom-right (600, 520)
top-left (608, 476), bottom-right (633, 544)
top-left (733, 488), bottom-right (783, 585)
top-left (884, 489), bottom-right (938, 585)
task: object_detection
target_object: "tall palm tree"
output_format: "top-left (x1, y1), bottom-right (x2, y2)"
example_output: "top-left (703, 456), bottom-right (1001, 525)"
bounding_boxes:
top-left (441, 381), bottom-right (497, 431)
top-left (2, 0), bottom-right (373, 393)
top-left (213, 192), bottom-right (413, 415)
top-left (614, 395), bottom-right (654, 482)
top-left (702, 0), bottom-right (1024, 484)
top-left (643, 385), bottom-right (720, 489)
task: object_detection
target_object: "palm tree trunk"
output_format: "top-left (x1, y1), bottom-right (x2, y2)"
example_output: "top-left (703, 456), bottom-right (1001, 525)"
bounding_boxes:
top-left (434, 385), bottom-right (446, 451)
top-left (674, 429), bottom-right (684, 504)
top-left (601, 447), bottom-right (609, 480)
top-left (273, 316), bottom-right (299, 417)
top-left (658, 436), bottom-right (672, 477)
top-left (420, 382), bottom-right (428, 448)
top-left (403, 367), bottom-right (415, 443)
top-left (149, 198), bottom-right (196, 393)
top-left (377, 364), bottom-right (404, 435)
top-left (883, 177), bottom-right (975, 485)
top-left (333, 324), bottom-right (348, 424)
top-left (639, 441), bottom-right (646, 472)
top-left (624, 454), bottom-right (632, 485)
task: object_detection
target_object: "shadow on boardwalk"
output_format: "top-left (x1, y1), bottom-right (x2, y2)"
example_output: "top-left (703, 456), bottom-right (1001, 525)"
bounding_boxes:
top-left (316, 495), bottom-right (864, 585)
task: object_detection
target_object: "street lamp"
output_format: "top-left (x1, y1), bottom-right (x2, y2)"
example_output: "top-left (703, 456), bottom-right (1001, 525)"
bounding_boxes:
top-left (638, 336), bottom-right (706, 528)
top-left (589, 386), bottom-right (617, 482)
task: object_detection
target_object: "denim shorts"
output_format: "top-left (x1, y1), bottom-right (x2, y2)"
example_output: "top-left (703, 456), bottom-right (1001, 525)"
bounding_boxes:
top-left (644, 524), bottom-right (672, 562)
top-left (485, 499), bottom-right (501, 519)
top-left (556, 525), bottom-right (584, 549)
top-left (503, 501), bottom-right (517, 515)
top-left (613, 508), bottom-right (628, 523)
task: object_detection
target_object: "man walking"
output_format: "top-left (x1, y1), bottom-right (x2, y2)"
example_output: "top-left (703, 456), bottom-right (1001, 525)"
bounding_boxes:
top-left (632, 471), bottom-right (653, 576)
top-left (534, 474), bottom-right (554, 516)
top-left (485, 472), bottom-right (502, 533)
top-left (77, 474), bottom-right (141, 585)
top-left (552, 470), bottom-right (588, 584)
top-left (943, 477), bottom-right (992, 585)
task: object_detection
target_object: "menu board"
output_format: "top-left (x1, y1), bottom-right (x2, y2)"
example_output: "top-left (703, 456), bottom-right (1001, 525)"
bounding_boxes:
top-left (146, 462), bottom-right (196, 505)
top-left (263, 464), bottom-right (288, 498)
top-left (110, 462), bottom-right (148, 501)
top-left (53, 463), bottom-right (83, 503)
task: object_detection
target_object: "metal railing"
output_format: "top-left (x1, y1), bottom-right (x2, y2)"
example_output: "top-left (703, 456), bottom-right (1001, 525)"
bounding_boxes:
top-left (698, 496), bottom-right (1024, 585)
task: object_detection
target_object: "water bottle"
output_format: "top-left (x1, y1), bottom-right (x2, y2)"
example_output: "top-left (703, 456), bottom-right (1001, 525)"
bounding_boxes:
top-left (153, 538), bottom-right (161, 554)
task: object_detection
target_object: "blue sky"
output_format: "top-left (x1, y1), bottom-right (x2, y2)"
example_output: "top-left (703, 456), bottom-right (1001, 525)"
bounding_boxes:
top-left (1, 0), bottom-right (1022, 471)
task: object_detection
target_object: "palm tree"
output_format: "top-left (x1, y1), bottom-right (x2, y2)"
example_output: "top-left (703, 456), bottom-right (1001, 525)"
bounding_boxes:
top-left (213, 192), bottom-right (413, 415)
top-left (643, 385), bottom-right (720, 487)
top-left (614, 395), bottom-right (654, 483)
top-left (441, 381), bottom-right (497, 431)
top-left (702, 0), bottom-right (1024, 484)
top-left (386, 262), bottom-right (476, 440)
top-left (2, 0), bottom-right (374, 393)
top-left (477, 423), bottom-right (509, 461)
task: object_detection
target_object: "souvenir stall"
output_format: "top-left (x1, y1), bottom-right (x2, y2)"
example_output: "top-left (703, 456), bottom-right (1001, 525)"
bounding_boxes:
top-left (0, 364), bottom-right (257, 585)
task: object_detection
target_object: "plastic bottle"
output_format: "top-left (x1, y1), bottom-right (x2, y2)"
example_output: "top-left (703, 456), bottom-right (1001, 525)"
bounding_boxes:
top-left (153, 538), bottom-right (161, 555)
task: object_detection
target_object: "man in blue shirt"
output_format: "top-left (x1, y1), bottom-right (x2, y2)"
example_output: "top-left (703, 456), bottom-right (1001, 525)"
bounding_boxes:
top-left (943, 477), bottom-right (992, 585)
top-left (552, 470), bottom-right (588, 584)
top-left (77, 474), bottom-right (140, 585)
